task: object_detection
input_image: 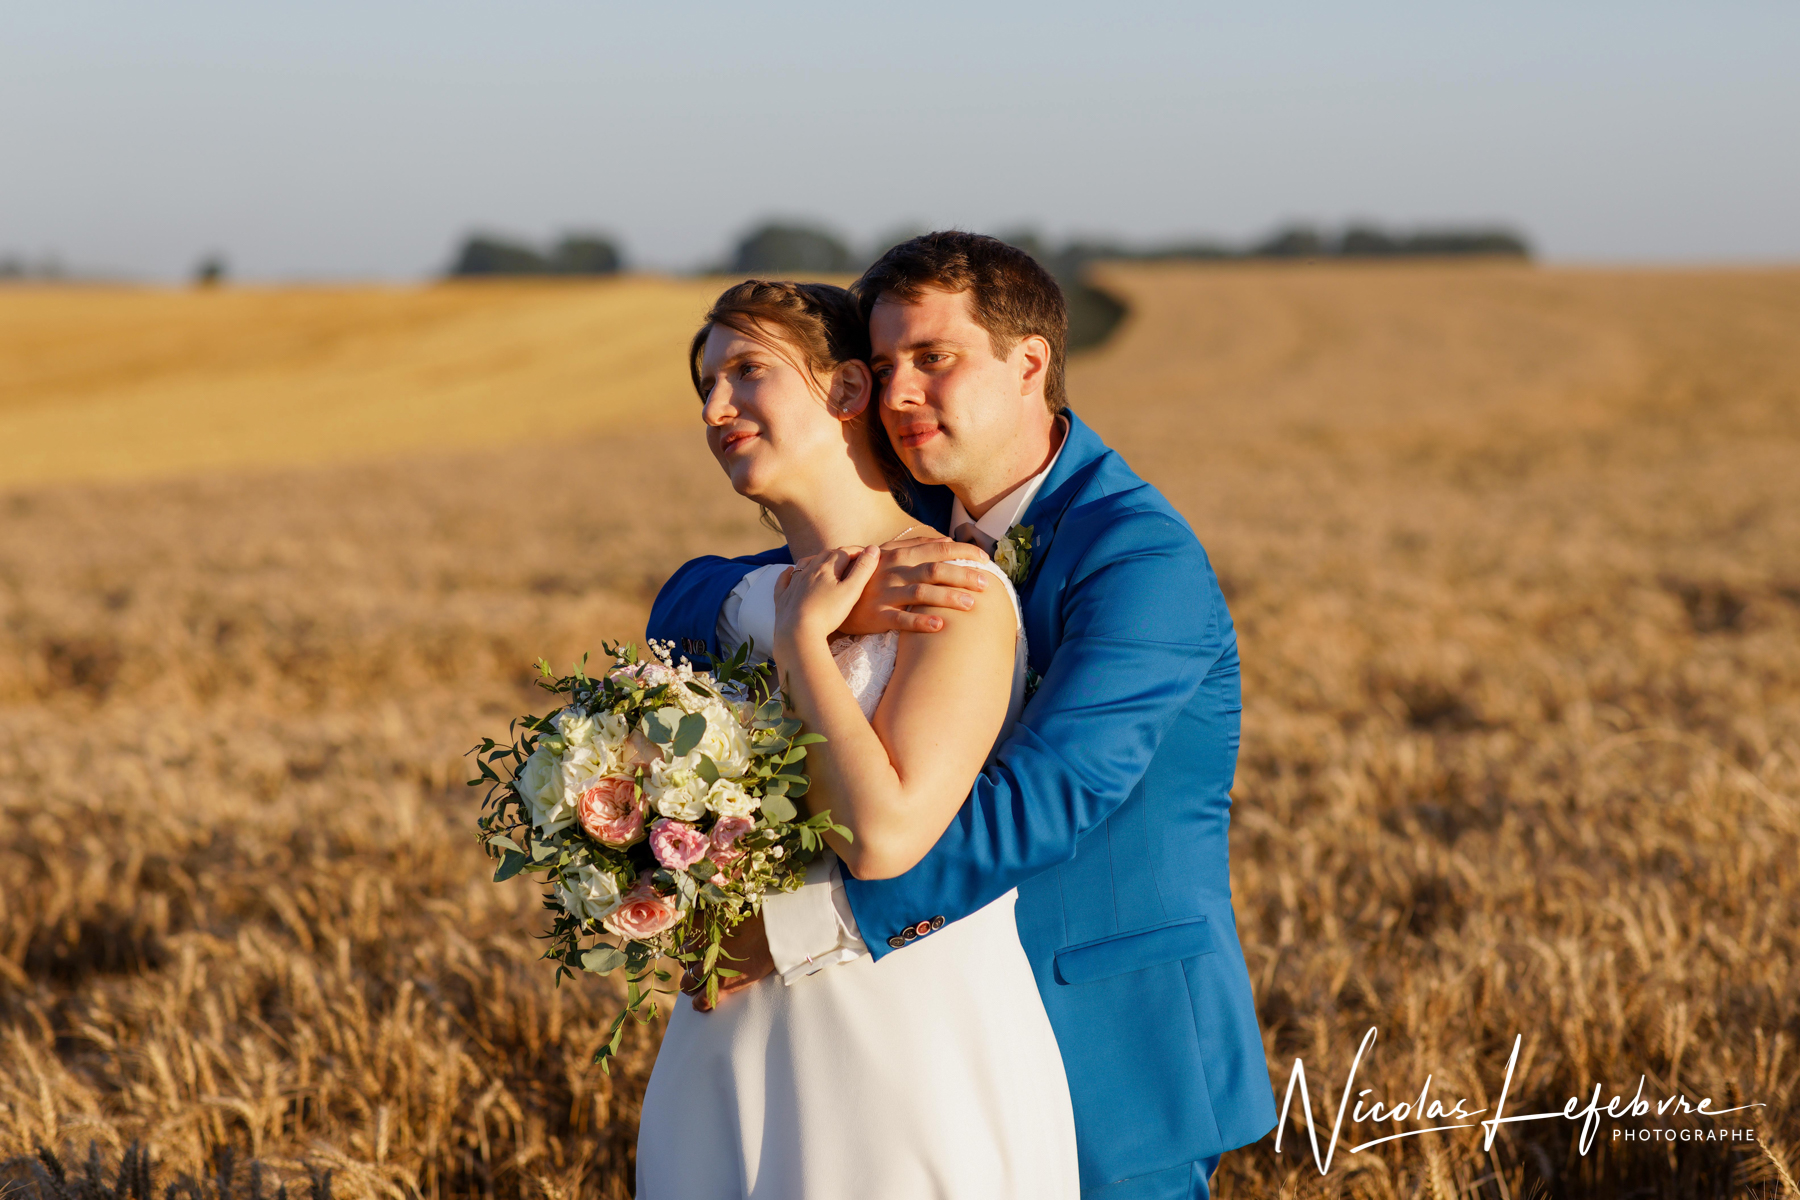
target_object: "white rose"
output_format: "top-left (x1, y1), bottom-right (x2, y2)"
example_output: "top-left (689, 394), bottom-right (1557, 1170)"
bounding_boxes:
top-left (993, 537), bottom-right (1019, 579)
top-left (594, 712), bottom-right (629, 750)
top-left (553, 709), bottom-right (598, 748)
top-left (705, 778), bottom-right (760, 819)
top-left (693, 701), bottom-right (754, 778)
top-left (645, 765), bottom-right (709, 821)
top-left (558, 743), bottom-right (611, 798)
top-left (517, 746), bottom-right (577, 835)
top-left (517, 745), bottom-right (560, 807)
top-left (556, 861), bottom-right (623, 923)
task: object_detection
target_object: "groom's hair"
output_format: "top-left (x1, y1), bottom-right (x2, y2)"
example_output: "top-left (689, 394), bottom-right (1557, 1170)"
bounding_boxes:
top-left (854, 231), bottom-right (1069, 413)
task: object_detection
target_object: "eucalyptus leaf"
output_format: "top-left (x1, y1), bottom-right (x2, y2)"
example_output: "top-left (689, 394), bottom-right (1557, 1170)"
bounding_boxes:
top-left (643, 711), bottom-right (672, 745)
top-left (761, 791), bottom-right (797, 822)
top-left (581, 945), bottom-right (626, 975)
top-left (487, 834), bottom-right (524, 856)
top-left (695, 754), bottom-right (720, 785)
top-left (493, 850), bottom-right (529, 882)
top-left (672, 711), bottom-right (707, 758)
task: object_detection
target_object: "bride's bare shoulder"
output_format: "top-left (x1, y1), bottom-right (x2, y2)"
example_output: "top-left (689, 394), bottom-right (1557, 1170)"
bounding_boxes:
top-left (880, 565), bottom-right (1016, 706)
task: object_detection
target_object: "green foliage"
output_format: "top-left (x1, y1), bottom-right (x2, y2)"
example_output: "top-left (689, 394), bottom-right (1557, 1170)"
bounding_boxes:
top-left (469, 639), bottom-right (848, 1072)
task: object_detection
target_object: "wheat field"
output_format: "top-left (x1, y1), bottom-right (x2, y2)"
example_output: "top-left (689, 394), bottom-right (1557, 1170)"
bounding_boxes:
top-left (2, 263), bottom-right (1796, 1199)
top-left (0, 277), bottom-right (735, 490)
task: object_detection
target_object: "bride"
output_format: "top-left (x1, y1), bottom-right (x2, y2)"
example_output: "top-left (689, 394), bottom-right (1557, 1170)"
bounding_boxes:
top-left (635, 279), bottom-right (1080, 1199)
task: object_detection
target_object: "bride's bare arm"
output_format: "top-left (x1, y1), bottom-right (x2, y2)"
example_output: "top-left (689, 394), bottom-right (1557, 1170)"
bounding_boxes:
top-left (772, 548), bottom-right (1016, 880)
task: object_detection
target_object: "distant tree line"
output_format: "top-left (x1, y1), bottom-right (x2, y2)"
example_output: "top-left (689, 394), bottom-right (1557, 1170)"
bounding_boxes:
top-left (446, 219), bottom-right (1528, 281)
top-left (441, 218), bottom-right (1531, 352)
top-left (0, 255), bottom-right (67, 280)
top-left (447, 233), bottom-right (624, 277)
top-left (1068, 222), bottom-right (1532, 262)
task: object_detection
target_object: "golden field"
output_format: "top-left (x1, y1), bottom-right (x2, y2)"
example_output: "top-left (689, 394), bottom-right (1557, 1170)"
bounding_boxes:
top-left (0, 278), bottom-right (733, 490)
top-left (2, 263), bottom-right (1797, 1199)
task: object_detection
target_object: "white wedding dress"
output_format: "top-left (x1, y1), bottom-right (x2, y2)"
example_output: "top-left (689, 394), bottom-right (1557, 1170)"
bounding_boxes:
top-left (636, 558), bottom-right (1079, 1199)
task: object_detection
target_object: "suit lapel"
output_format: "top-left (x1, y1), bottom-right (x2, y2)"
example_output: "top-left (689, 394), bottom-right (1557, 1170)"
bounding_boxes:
top-left (1016, 409), bottom-right (1110, 595)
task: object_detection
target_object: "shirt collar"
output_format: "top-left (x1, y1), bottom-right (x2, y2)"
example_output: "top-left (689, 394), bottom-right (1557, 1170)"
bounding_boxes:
top-left (948, 416), bottom-right (1069, 544)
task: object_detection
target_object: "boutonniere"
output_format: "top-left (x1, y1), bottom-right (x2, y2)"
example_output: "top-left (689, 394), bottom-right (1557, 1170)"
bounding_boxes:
top-left (993, 524), bottom-right (1033, 585)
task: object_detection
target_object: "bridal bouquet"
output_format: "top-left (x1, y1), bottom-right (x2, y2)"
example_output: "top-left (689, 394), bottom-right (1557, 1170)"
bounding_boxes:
top-left (469, 640), bottom-right (844, 1068)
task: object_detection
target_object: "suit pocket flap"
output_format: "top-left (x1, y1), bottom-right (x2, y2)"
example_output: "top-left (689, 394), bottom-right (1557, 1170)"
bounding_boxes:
top-left (1053, 916), bottom-right (1217, 985)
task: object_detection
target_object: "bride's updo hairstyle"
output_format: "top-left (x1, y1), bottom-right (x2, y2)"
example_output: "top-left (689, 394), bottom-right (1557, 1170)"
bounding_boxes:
top-left (690, 279), bottom-right (911, 506)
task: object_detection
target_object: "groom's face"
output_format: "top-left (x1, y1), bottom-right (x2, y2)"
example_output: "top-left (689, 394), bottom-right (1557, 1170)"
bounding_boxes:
top-left (868, 287), bottom-right (1028, 489)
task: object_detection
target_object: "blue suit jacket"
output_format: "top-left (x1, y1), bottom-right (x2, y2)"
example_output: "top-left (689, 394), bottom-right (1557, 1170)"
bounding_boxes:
top-left (648, 411), bottom-right (1276, 1194)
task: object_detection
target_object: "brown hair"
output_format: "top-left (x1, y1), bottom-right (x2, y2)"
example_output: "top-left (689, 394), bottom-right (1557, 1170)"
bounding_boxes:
top-left (853, 231), bottom-right (1069, 413)
top-left (689, 279), bottom-right (911, 507)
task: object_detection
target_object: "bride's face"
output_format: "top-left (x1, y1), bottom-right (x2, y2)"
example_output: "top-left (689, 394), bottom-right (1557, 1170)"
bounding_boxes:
top-left (698, 323), bottom-right (850, 503)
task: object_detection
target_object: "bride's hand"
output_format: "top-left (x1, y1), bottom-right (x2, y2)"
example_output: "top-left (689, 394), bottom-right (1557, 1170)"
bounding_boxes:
top-left (774, 547), bottom-right (882, 647)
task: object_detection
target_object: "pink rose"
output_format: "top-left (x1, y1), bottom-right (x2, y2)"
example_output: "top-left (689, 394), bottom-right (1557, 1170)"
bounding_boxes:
top-left (649, 818), bottom-right (710, 870)
top-left (603, 876), bottom-right (682, 939)
top-left (576, 777), bottom-right (645, 847)
top-left (709, 816), bottom-right (754, 864)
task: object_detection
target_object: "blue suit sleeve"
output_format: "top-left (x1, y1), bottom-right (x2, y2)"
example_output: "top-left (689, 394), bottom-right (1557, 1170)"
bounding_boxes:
top-left (842, 508), bottom-right (1234, 954)
top-left (646, 546), bottom-right (791, 658)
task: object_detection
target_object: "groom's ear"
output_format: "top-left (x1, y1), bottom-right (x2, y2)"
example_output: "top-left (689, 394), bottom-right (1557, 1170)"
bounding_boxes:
top-left (830, 361), bottom-right (873, 422)
top-left (1016, 334), bottom-right (1052, 401)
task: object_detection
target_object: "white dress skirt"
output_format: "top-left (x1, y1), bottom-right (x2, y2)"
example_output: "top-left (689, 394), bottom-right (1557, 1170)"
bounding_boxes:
top-left (636, 560), bottom-right (1080, 1199)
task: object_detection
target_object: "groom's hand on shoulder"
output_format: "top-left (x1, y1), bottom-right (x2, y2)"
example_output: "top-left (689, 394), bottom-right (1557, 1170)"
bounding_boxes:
top-left (835, 537), bottom-right (989, 637)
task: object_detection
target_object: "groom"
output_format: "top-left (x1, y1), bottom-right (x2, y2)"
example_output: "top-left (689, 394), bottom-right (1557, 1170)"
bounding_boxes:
top-left (649, 232), bottom-right (1276, 1198)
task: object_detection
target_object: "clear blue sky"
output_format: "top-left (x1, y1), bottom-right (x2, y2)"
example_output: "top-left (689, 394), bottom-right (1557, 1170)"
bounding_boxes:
top-left (2, 1), bottom-right (1795, 279)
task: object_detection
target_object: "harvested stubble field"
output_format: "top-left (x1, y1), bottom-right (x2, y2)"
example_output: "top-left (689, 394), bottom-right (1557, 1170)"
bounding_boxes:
top-left (2, 263), bottom-right (1797, 1199)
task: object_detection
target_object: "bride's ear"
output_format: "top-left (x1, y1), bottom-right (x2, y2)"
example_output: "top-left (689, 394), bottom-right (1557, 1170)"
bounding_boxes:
top-left (828, 361), bottom-right (873, 422)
